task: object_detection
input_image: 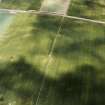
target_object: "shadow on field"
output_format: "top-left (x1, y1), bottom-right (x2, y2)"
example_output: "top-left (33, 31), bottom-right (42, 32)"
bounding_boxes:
top-left (0, 58), bottom-right (105, 105)
top-left (55, 65), bottom-right (105, 105)
top-left (34, 16), bottom-right (61, 32)
top-left (53, 37), bottom-right (105, 63)
top-left (39, 64), bottom-right (105, 105)
top-left (31, 15), bottom-right (60, 40)
top-left (0, 57), bottom-right (44, 104)
top-left (30, 15), bottom-right (62, 55)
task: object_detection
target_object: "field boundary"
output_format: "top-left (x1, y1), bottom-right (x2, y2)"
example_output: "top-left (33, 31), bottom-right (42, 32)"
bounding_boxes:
top-left (0, 9), bottom-right (105, 25)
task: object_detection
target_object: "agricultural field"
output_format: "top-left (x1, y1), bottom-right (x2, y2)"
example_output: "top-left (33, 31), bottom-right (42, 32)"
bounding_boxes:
top-left (0, 0), bottom-right (42, 10)
top-left (0, 12), bottom-right (105, 105)
top-left (0, 0), bottom-right (105, 105)
top-left (68, 0), bottom-right (105, 21)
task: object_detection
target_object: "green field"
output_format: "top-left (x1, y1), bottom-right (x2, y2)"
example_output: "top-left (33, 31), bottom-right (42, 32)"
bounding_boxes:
top-left (0, 13), bottom-right (62, 105)
top-left (0, 0), bottom-right (42, 10)
top-left (0, 13), bottom-right (105, 105)
top-left (68, 0), bottom-right (105, 21)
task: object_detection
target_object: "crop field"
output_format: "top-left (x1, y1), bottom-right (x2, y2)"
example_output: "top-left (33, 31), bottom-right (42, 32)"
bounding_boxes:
top-left (0, 0), bottom-right (105, 105)
top-left (68, 0), bottom-right (105, 21)
top-left (0, 0), bottom-right (42, 10)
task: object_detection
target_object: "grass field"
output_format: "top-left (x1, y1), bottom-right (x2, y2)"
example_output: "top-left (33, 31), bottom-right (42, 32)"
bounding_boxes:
top-left (0, 0), bottom-right (42, 10)
top-left (68, 0), bottom-right (105, 21)
top-left (37, 18), bottom-right (105, 105)
top-left (0, 12), bottom-right (105, 105)
top-left (0, 13), bottom-right (62, 105)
